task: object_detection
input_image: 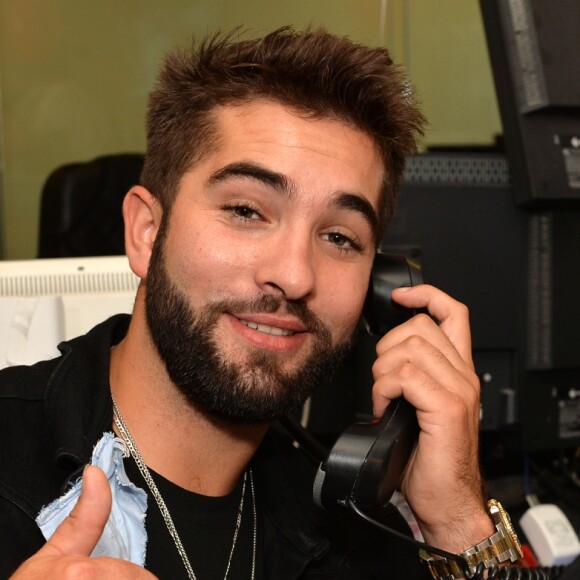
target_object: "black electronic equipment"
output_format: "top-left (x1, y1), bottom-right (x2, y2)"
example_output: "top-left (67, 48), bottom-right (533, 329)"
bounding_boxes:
top-left (312, 253), bottom-right (422, 511)
top-left (385, 153), bottom-right (580, 454)
top-left (479, 0), bottom-right (580, 207)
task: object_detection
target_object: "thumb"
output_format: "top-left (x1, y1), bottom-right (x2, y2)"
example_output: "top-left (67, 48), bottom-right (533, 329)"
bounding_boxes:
top-left (41, 465), bottom-right (112, 557)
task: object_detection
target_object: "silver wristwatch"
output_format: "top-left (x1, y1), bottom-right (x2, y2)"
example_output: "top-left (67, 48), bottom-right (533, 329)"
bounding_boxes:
top-left (419, 499), bottom-right (524, 579)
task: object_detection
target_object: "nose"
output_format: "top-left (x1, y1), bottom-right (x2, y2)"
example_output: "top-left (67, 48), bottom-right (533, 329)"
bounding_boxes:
top-left (254, 233), bottom-right (316, 301)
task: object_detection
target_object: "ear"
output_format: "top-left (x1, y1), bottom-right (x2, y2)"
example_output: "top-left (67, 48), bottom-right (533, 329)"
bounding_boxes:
top-left (123, 186), bottom-right (163, 280)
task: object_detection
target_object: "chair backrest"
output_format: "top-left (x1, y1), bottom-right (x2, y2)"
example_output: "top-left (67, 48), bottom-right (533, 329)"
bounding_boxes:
top-left (37, 153), bottom-right (144, 258)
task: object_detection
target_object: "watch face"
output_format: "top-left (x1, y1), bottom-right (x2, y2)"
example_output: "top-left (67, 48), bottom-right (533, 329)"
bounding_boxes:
top-left (489, 499), bottom-right (524, 559)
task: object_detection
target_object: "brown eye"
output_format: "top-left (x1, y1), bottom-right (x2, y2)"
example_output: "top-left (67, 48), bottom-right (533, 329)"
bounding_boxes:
top-left (235, 206), bottom-right (254, 218)
top-left (225, 204), bottom-right (261, 221)
top-left (329, 233), bottom-right (349, 246)
top-left (322, 232), bottom-right (363, 253)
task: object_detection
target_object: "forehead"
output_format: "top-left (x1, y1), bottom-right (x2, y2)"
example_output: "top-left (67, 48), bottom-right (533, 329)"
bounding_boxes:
top-left (201, 100), bottom-right (384, 209)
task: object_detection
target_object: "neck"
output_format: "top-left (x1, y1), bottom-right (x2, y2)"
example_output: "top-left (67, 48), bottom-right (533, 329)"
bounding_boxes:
top-left (110, 301), bottom-right (268, 496)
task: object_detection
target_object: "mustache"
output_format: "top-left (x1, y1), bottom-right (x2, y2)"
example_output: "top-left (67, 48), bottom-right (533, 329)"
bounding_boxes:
top-left (206, 294), bottom-right (329, 336)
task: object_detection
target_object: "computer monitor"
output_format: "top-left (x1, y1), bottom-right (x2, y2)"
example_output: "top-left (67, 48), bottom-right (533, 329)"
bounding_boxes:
top-left (0, 255), bottom-right (139, 368)
top-left (479, 0), bottom-right (580, 206)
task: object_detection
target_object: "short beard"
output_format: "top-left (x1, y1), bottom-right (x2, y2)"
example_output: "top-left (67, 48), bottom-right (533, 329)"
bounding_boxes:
top-left (145, 225), bottom-right (355, 424)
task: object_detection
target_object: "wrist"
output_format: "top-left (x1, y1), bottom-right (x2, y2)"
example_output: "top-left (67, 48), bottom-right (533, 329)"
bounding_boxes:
top-left (419, 507), bottom-right (493, 553)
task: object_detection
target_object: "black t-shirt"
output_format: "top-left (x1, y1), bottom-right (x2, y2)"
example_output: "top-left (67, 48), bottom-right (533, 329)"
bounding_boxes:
top-left (124, 457), bottom-right (262, 579)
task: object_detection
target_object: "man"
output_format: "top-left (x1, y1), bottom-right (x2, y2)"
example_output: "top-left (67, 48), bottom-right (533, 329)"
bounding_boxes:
top-left (2, 27), bottom-right (499, 579)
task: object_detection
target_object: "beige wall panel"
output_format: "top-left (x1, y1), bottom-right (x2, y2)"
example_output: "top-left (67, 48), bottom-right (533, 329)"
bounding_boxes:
top-left (404, 0), bottom-right (501, 147)
top-left (0, 0), bottom-right (499, 259)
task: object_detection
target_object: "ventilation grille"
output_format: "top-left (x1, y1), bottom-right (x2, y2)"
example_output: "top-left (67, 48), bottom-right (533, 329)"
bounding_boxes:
top-left (0, 270), bottom-right (140, 297)
top-left (404, 153), bottom-right (510, 186)
top-left (527, 213), bottom-right (553, 368)
top-left (505, 0), bottom-right (547, 111)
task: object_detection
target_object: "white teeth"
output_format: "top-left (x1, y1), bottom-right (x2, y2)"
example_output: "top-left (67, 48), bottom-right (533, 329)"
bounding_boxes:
top-left (241, 320), bottom-right (295, 336)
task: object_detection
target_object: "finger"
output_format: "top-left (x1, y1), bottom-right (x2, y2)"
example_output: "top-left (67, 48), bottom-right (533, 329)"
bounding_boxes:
top-left (391, 285), bottom-right (473, 366)
top-left (374, 331), bottom-right (479, 399)
top-left (376, 314), bottom-right (471, 369)
top-left (372, 358), bottom-right (478, 421)
top-left (375, 315), bottom-right (476, 389)
top-left (41, 465), bottom-right (112, 558)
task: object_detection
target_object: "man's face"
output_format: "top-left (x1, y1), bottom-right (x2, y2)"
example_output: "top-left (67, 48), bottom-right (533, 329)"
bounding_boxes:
top-left (145, 100), bottom-right (383, 423)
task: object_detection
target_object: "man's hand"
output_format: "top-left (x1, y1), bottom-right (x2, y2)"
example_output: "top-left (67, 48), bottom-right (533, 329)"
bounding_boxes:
top-left (11, 465), bottom-right (156, 579)
top-left (372, 284), bottom-right (493, 553)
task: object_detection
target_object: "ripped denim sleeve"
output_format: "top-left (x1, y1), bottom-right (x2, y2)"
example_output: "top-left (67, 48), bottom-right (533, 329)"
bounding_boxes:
top-left (35, 431), bottom-right (148, 565)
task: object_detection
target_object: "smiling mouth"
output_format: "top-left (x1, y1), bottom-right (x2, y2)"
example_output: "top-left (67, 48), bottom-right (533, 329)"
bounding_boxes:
top-left (240, 319), bottom-right (296, 337)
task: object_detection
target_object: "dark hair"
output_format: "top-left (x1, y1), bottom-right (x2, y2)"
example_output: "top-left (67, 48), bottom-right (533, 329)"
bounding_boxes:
top-left (141, 26), bottom-right (425, 239)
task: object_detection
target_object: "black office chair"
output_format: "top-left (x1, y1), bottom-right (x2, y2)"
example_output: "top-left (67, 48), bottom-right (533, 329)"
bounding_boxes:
top-left (37, 153), bottom-right (144, 258)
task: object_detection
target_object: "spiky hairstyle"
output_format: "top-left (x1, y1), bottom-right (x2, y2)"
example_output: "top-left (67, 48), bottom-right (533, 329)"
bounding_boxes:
top-left (141, 27), bottom-right (425, 238)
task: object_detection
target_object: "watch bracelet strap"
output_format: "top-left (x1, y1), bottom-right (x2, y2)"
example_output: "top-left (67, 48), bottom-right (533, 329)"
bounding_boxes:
top-left (419, 550), bottom-right (467, 580)
top-left (419, 529), bottom-right (520, 579)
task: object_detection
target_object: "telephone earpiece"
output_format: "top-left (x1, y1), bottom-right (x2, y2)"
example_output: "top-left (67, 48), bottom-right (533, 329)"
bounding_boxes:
top-left (313, 253), bottom-right (422, 512)
top-left (363, 253), bottom-right (426, 336)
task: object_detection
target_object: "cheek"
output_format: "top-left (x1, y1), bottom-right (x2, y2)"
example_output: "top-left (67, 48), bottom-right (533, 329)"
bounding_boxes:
top-left (166, 226), bottom-right (259, 294)
top-left (323, 280), bottom-right (369, 340)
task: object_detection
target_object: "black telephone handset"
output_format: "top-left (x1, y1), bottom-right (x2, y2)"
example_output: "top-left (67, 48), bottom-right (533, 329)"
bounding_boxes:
top-left (313, 253), bottom-right (423, 513)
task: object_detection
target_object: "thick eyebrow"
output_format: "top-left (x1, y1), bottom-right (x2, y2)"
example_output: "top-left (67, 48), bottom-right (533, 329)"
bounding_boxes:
top-left (207, 162), bottom-right (292, 196)
top-left (207, 160), bottom-right (379, 241)
top-left (333, 193), bottom-right (379, 243)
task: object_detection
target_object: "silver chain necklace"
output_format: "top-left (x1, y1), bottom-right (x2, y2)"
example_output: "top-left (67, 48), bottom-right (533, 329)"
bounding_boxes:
top-left (111, 395), bottom-right (257, 580)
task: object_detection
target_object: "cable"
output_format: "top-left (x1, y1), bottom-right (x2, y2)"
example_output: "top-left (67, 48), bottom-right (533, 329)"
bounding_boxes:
top-left (485, 565), bottom-right (566, 579)
top-left (346, 498), bottom-right (567, 579)
top-left (524, 454), bottom-right (541, 508)
top-left (278, 415), bottom-right (329, 464)
top-left (347, 498), bottom-right (474, 576)
top-left (558, 448), bottom-right (580, 492)
top-left (524, 454), bottom-right (532, 497)
top-left (528, 455), bottom-right (580, 512)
